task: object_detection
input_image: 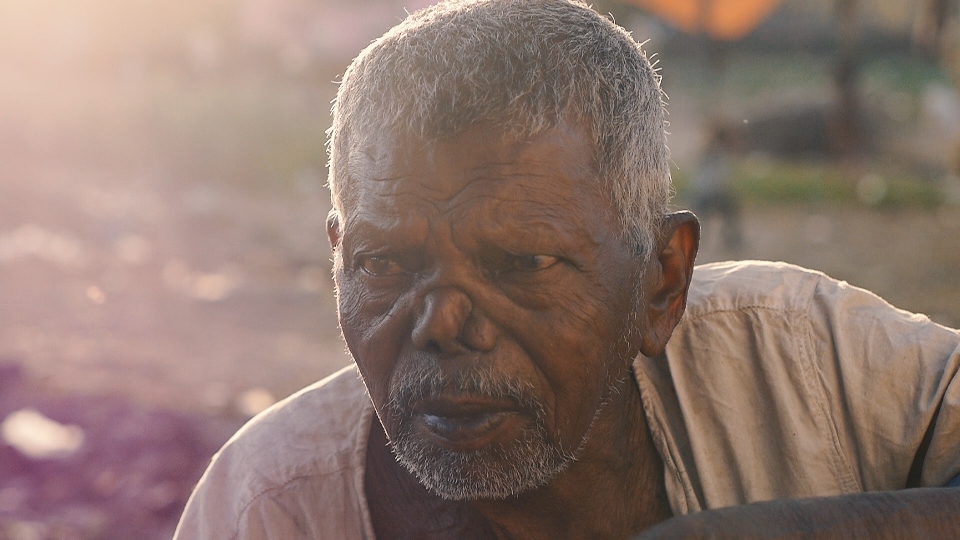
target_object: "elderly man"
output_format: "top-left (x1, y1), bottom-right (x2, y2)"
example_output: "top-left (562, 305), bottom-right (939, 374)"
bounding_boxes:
top-left (174, 1), bottom-right (960, 538)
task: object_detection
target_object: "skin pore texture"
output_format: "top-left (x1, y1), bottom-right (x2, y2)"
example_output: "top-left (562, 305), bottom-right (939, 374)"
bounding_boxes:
top-left (327, 120), bottom-right (700, 539)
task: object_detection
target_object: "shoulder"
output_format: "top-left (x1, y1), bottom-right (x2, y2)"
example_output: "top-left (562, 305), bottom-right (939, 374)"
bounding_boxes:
top-left (667, 261), bottom-right (837, 370)
top-left (219, 363), bottom-right (372, 485)
top-left (175, 364), bottom-right (375, 539)
top-left (686, 259), bottom-right (958, 344)
top-left (680, 260), bottom-right (959, 379)
top-left (686, 260), bottom-right (958, 333)
top-left (659, 260), bottom-right (960, 500)
top-left (685, 260), bottom-right (828, 318)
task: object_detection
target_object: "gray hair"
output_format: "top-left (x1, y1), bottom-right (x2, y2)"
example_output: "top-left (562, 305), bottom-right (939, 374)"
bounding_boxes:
top-left (327, 0), bottom-right (670, 255)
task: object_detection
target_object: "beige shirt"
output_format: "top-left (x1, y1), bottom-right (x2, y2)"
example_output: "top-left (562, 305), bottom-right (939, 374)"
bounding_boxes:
top-left (174, 261), bottom-right (960, 539)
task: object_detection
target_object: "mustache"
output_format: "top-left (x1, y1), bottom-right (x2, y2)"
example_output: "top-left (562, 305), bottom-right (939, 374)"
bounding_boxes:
top-left (386, 361), bottom-right (542, 418)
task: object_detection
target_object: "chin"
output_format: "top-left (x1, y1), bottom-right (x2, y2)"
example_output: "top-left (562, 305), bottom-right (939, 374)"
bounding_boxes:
top-left (389, 423), bottom-right (575, 500)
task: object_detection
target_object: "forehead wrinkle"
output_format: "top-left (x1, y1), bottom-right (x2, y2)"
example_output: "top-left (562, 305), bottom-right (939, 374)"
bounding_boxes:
top-left (343, 185), bottom-right (434, 241)
top-left (439, 197), bottom-right (601, 262)
top-left (354, 164), bottom-right (507, 215)
top-left (344, 121), bottom-right (607, 239)
top-left (442, 166), bottom-right (584, 204)
top-left (447, 168), bottom-right (606, 227)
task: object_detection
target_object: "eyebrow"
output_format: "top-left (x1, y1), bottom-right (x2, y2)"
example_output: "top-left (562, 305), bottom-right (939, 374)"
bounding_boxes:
top-left (342, 211), bottom-right (428, 250)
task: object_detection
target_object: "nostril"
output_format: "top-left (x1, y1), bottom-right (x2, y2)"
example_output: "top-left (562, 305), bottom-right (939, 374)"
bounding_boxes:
top-left (423, 340), bottom-right (442, 356)
top-left (411, 288), bottom-right (473, 353)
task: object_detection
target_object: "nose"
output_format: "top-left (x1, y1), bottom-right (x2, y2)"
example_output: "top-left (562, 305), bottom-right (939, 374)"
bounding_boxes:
top-left (411, 287), bottom-right (497, 354)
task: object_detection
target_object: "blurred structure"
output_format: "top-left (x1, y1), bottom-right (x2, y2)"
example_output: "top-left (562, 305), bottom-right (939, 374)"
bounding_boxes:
top-left (914, 0), bottom-right (960, 202)
top-left (689, 122), bottom-right (744, 251)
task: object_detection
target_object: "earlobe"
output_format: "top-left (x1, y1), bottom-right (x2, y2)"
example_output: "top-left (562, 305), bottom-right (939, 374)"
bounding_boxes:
top-left (327, 210), bottom-right (342, 251)
top-left (639, 211), bottom-right (700, 357)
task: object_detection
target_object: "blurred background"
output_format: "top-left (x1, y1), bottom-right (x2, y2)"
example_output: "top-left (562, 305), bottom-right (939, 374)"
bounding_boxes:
top-left (0, 0), bottom-right (958, 537)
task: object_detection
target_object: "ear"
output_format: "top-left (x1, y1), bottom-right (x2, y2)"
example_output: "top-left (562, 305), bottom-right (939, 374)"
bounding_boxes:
top-left (639, 211), bottom-right (700, 357)
top-left (326, 209), bottom-right (341, 251)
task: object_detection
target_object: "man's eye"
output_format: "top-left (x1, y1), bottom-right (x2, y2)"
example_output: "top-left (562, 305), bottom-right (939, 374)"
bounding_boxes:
top-left (359, 256), bottom-right (404, 276)
top-left (509, 255), bottom-right (559, 272)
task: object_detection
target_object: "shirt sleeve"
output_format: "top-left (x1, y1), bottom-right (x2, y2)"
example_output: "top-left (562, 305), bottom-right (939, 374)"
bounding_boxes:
top-left (807, 275), bottom-right (960, 490)
top-left (174, 480), bottom-right (306, 540)
top-left (174, 459), bottom-right (371, 540)
top-left (172, 367), bottom-right (376, 540)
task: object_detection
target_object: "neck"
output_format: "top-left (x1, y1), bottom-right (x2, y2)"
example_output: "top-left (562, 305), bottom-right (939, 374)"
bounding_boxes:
top-left (365, 368), bottom-right (672, 540)
top-left (471, 369), bottom-right (672, 539)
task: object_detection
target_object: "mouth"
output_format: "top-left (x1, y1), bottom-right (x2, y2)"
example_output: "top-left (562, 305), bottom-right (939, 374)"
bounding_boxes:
top-left (412, 397), bottom-right (525, 451)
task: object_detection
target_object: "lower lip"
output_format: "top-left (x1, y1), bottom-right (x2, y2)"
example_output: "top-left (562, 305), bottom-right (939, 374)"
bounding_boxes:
top-left (418, 411), bottom-right (518, 450)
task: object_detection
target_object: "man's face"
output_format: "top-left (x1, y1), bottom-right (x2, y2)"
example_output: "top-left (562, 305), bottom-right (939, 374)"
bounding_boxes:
top-left (331, 120), bottom-right (647, 500)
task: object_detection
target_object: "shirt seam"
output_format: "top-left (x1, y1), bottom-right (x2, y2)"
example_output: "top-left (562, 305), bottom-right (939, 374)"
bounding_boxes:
top-left (681, 304), bottom-right (810, 322)
top-left (230, 467), bottom-right (360, 540)
top-left (635, 367), bottom-right (693, 514)
top-left (795, 310), bottom-right (863, 492)
top-left (353, 394), bottom-right (377, 540)
top-left (678, 290), bottom-right (864, 494)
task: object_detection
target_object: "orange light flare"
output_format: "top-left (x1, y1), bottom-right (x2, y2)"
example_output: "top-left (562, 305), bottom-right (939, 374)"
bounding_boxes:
top-left (625, 0), bottom-right (782, 41)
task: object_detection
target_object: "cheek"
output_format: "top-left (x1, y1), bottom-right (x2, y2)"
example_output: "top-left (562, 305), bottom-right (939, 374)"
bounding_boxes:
top-left (532, 281), bottom-right (630, 360)
top-left (335, 272), bottom-right (412, 414)
top-left (510, 277), bottom-right (637, 434)
top-left (501, 302), bottom-right (604, 428)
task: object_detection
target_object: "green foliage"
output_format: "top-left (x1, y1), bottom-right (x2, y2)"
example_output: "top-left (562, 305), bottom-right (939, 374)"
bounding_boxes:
top-left (674, 160), bottom-right (944, 208)
top-left (733, 161), bottom-right (942, 208)
top-left (861, 54), bottom-right (951, 96)
top-left (735, 162), bottom-right (847, 202)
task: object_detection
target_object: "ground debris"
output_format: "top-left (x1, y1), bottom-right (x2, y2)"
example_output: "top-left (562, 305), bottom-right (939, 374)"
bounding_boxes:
top-left (0, 362), bottom-right (242, 540)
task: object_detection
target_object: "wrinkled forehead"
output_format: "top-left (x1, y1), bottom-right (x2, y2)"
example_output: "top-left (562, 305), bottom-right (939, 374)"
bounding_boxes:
top-left (335, 120), bottom-right (630, 260)
top-left (335, 114), bottom-right (600, 213)
top-left (339, 120), bottom-right (603, 216)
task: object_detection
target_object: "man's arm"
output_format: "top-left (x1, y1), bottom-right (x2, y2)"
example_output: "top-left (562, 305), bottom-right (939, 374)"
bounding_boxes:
top-left (636, 487), bottom-right (960, 539)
